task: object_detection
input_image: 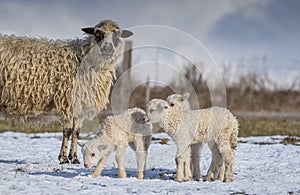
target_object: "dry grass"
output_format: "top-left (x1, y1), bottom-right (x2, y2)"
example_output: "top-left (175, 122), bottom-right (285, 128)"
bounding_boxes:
top-left (238, 118), bottom-right (300, 137)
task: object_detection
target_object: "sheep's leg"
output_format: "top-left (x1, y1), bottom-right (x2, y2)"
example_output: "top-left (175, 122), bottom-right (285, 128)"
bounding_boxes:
top-left (69, 127), bottom-right (80, 164)
top-left (183, 147), bottom-right (192, 181)
top-left (219, 144), bottom-right (234, 182)
top-left (90, 157), bottom-right (107, 178)
top-left (175, 155), bottom-right (184, 182)
top-left (115, 146), bottom-right (127, 178)
top-left (134, 135), bottom-right (150, 179)
top-left (58, 128), bottom-right (73, 164)
top-left (175, 147), bottom-right (191, 182)
top-left (206, 142), bottom-right (224, 181)
top-left (191, 142), bottom-right (202, 181)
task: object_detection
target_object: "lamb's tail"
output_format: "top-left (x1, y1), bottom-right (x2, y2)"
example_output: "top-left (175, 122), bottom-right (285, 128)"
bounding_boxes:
top-left (229, 115), bottom-right (239, 150)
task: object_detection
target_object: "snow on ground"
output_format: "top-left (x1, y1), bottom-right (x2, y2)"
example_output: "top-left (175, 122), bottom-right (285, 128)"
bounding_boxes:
top-left (0, 132), bottom-right (299, 195)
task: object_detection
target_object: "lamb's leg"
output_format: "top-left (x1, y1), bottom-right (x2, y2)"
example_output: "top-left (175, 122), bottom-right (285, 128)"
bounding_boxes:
top-left (69, 126), bottom-right (80, 164)
top-left (175, 147), bottom-right (191, 182)
top-left (183, 147), bottom-right (192, 181)
top-left (219, 144), bottom-right (234, 182)
top-left (58, 128), bottom-right (73, 164)
top-left (175, 155), bottom-right (184, 182)
top-left (135, 135), bottom-right (151, 179)
top-left (115, 146), bottom-right (127, 178)
top-left (191, 142), bottom-right (202, 181)
top-left (90, 157), bottom-right (107, 178)
top-left (206, 142), bottom-right (224, 181)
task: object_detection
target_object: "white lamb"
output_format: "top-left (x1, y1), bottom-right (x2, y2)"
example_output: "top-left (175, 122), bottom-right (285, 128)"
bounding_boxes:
top-left (78, 108), bottom-right (151, 179)
top-left (146, 99), bottom-right (238, 182)
top-left (166, 93), bottom-right (227, 181)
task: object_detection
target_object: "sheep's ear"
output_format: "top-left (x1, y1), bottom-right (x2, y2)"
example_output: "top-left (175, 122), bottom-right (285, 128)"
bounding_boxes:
top-left (81, 27), bottom-right (95, 35)
top-left (181, 93), bottom-right (190, 101)
top-left (78, 141), bottom-right (85, 148)
top-left (121, 30), bottom-right (133, 38)
top-left (97, 145), bottom-right (108, 151)
top-left (159, 102), bottom-right (169, 110)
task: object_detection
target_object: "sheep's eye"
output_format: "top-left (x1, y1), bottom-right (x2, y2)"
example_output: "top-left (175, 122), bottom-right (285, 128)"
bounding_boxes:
top-left (150, 109), bottom-right (154, 113)
top-left (95, 30), bottom-right (105, 42)
top-left (91, 153), bottom-right (95, 157)
top-left (169, 103), bottom-right (175, 107)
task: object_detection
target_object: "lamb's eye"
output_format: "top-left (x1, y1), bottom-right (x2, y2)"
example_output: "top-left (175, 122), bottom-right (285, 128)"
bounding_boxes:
top-left (91, 153), bottom-right (95, 157)
top-left (169, 103), bottom-right (175, 107)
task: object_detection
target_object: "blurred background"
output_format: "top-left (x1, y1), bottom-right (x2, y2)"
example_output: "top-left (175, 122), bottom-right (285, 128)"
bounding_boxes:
top-left (0, 0), bottom-right (299, 136)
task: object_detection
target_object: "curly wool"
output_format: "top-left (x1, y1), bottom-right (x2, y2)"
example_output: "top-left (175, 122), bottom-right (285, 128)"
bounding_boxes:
top-left (161, 106), bottom-right (239, 154)
top-left (0, 32), bottom-right (118, 125)
top-left (0, 35), bottom-right (79, 123)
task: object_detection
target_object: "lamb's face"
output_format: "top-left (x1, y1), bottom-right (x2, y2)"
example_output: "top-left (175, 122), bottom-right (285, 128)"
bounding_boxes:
top-left (82, 20), bottom-right (133, 58)
top-left (166, 93), bottom-right (191, 111)
top-left (79, 141), bottom-right (110, 168)
top-left (146, 99), bottom-right (169, 123)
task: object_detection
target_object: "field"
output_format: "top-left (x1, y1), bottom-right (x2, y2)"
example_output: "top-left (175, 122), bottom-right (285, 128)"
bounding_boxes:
top-left (0, 132), bottom-right (299, 194)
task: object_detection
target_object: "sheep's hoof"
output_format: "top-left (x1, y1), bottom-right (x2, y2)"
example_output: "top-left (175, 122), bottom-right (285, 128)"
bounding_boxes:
top-left (223, 177), bottom-right (233, 182)
top-left (70, 158), bottom-right (80, 164)
top-left (183, 177), bottom-right (191, 182)
top-left (174, 177), bottom-right (183, 182)
top-left (59, 156), bottom-right (69, 164)
top-left (136, 171), bottom-right (144, 179)
top-left (193, 175), bottom-right (200, 181)
top-left (118, 171), bottom-right (127, 178)
top-left (204, 174), bottom-right (215, 182)
top-left (89, 174), bottom-right (99, 178)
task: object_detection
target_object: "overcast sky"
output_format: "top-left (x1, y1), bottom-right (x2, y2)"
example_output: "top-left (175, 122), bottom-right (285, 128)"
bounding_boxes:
top-left (0, 0), bottom-right (299, 88)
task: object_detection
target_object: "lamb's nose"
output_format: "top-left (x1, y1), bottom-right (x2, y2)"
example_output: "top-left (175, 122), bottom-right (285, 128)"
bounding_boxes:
top-left (84, 164), bottom-right (89, 168)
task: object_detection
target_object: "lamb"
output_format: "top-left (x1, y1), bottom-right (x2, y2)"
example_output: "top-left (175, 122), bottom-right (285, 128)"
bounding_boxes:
top-left (78, 108), bottom-right (151, 179)
top-left (146, 99), bottom-right (239, 182)
top-left (166, 93), bottom-right (226, 181)
top-left (0, 20), bottom-right (133, 164)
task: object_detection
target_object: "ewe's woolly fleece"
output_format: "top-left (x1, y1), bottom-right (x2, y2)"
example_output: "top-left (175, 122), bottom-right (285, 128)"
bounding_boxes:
top-left (0, 23), bottom-right (118, 125)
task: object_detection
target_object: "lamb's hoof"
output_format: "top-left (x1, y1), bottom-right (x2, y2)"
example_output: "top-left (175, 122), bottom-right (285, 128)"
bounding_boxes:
top-left (136, 171), bottom-right (144, 179)
top-left (223, 178), bottom-right (233, 182)
top-left (174, 177), bottom-right (183, 182)
top-left (204, 175), bottom-right (215, 182)
top-left (89, 174), bottom-right (99, 178)
top-left (59, 156), bottom-right (69, 164)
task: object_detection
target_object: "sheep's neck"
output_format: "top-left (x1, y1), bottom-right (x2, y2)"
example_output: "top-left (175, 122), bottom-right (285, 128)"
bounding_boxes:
top-left (160, 110), bottom-right (182, 139)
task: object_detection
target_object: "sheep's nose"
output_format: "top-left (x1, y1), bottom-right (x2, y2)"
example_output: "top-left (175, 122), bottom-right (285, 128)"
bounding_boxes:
top-left (84, 164), bottom-right (89, 168)
top-left (102, 43), bottom-right (113, 53)
top-left (143, 115), bottom-right (151, 123)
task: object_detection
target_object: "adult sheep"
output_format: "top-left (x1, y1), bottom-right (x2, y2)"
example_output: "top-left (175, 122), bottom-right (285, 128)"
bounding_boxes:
top-left (146, 99), bottom-right (238, 182)
top-left (0, 20), bottom-right (133, 164)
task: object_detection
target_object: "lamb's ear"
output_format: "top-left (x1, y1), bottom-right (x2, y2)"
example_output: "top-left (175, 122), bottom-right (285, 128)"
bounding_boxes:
top-left (77, 141), bottom-right (85, 148)
top-left (81, 27), bottom-right (95, 35)
top-left (159, 102), bottom-right (169, 110)
top-left (121, 30), bottom-right (133, 38)
top-left (97, 145), bottom-right (108, 151)
top-left (181, 93), bottom-right (190, 101)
